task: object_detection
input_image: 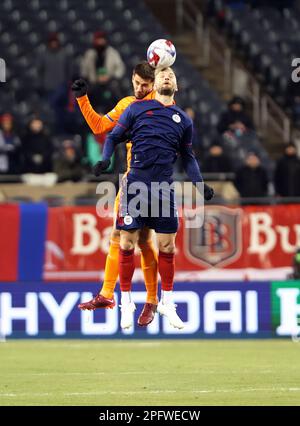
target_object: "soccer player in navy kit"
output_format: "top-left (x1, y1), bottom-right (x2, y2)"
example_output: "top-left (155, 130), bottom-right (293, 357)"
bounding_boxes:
top-left (94, 67), bottom-right (214, 329)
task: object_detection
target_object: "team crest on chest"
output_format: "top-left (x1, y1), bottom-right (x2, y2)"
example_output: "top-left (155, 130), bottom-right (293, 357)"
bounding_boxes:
top-left (172, 113), bottom-right (181, 123)
top-left (124, 215), bottom-right (133, 225)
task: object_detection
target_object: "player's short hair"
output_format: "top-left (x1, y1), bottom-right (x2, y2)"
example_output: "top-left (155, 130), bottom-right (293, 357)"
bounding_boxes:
top-left (133, 62), bottom-right (155, 81)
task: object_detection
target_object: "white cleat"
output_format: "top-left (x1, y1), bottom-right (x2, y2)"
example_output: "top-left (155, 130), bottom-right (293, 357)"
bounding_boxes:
top-left (120, 302), bottom-right (136, 329)
top-left (157, 301), bottom-right (184, 329)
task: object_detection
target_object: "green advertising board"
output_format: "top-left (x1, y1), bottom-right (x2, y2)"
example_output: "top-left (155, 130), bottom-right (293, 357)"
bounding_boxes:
top-left (271, 280), bottom-right (300, 337)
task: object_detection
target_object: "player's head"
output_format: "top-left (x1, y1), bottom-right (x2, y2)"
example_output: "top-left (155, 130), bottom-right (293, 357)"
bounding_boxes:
top-left (154, 67), bottom-right (178, 96)
top-left (132, 62), bottom-right (155, 99)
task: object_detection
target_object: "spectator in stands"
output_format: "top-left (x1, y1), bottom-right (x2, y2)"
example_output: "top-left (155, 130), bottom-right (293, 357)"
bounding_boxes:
top-left (217, 96), bottom-right (254, 135)
top-left (274, 142), bottom-right (300, 197)
top-left (81, 31), bottom-right (125, 84)
top-left (80, 31), bottom-right (125, 111)
top-left (203, 141), bottom-right (232, 173)
top-left (37, 32), bottom-right (73, 133)
top-left (22, 116), bottom-right (53, 174)
top-left (85, 131), bottom-right (127, 176)
top-left (234, 152), bottom-right (268, 198)
top-left (37, 33), bottom-right (71, 99)
top-left (53, 139), bottom-right (85, 182)
top-left (0, 113), bottom-right (21, 174)
top-left (50, 78), bottom-right (84, 135)
top-left (217, 96), bottom-right (272, 172)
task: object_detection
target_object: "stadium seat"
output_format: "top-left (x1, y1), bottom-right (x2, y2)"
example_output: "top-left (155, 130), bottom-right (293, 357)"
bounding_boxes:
top-left (214, 1), bottom-right (300, 109)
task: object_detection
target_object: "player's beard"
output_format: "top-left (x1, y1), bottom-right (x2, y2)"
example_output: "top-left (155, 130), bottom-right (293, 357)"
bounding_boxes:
top-left (158, 87), bottom-right (175, 96)
top-left (135, 91), bottom-right (145, 99)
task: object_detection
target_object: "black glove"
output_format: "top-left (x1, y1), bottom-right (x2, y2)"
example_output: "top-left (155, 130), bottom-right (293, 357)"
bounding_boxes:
top-left (71, 78), bottom-right (88, 98)
top-left (92, 159), bottom-right (111, 177)
top-left (204, 183), bottom-right (214, 201)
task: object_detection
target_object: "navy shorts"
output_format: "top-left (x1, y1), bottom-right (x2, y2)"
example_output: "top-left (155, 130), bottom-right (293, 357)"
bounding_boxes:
top-left (115, 174), bottom-right (178, 234)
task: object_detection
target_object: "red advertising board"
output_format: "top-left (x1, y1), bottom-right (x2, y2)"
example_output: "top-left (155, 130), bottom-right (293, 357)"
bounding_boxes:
top-left (45, 206), bottom-right (113, 280)
top-left (43, 204), bottom-right (300, 281)
top-left (0, 204), bottom-right (20, 281)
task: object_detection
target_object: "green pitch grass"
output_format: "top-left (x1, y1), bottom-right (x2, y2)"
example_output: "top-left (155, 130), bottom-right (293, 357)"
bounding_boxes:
top-left (0, 339), bottom-right (300, 406)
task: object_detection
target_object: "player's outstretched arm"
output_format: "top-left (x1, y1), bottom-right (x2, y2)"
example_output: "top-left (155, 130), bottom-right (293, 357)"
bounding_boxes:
top-left (180, 124), bottom-right (214, 201)
top-left (92, 106), bottom-right (134, 177)
top-left (71, 79), bottom-right (116, 135)
top-left (71, 78), bottom-right (88, 97)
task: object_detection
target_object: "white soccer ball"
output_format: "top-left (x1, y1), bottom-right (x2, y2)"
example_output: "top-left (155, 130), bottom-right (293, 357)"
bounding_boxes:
top-left (147, 39), bottom-right (176, 69)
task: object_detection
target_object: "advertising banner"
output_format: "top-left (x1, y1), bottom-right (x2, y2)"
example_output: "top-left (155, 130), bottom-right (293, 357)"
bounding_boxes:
top-left (0, 203), bottom-right (299, 281)
top-left (44, 204), bottom-right (300, 281)
top-left (271, 280), bottom-right (300, 337)
top-left (0, 281), bottom-right (272, 339)
top-left (0, 204), bottom-right (19, 281)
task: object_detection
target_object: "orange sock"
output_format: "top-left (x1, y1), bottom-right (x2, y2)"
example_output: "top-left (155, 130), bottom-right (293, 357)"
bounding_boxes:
top-left (139, 240), bottom-right (158, 304)
top-left (100, 236), bottom-right (120, 299)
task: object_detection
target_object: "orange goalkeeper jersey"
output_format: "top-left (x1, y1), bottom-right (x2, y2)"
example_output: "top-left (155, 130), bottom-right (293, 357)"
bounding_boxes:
top-left (77, 92), bottom-right (156, 170)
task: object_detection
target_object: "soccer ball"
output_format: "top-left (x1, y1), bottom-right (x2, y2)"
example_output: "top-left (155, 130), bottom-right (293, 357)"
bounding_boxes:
top-left (147, 39), bottom-right (176, 69)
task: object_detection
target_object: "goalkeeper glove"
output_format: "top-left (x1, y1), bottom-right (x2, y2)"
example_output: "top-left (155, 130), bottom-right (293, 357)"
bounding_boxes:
top-left (92, 159), bottom-right (111, 177)
top-left (71, 79), bottom-right (88, 98)
top-left (204, 183), bottom-right (214, 201)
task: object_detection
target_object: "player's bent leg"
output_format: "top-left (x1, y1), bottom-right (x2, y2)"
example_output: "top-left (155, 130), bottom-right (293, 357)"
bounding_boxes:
top-left (77, 228), bottom-right (120, 311)
top-left (156, 233), bottom-right (184, 329)
top-left (119, 230), bottom-right (140, 329)
top-left (137, 227), bottom-right (158, 326)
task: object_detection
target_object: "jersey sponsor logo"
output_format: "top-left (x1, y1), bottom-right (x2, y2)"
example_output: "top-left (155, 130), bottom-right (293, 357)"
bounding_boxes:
top-left (124, 215), bottom-right (133, 225)
top-left (172, 114), bottom-right (181, 123)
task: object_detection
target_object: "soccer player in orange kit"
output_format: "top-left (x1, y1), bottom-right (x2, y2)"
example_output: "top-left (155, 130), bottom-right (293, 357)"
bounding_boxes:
top-left (71, 62), bottom-right (158, 326)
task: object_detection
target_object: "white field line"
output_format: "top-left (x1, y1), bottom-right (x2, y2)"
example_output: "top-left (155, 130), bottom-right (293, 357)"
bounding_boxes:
top-left (0, 369), bottom-right (293, 377)
top-left (0, 387), bottom-right (300, 398)
top-left (3, 340), bottom-right (287, 349)
top-left (0, 370), bottom-right (220, 376)
top-left (0, 341), bottom-right (170, 349)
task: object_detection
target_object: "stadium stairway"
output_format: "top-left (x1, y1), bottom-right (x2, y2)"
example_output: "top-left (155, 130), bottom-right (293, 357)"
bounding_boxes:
top-left (144, 0), bottom-right (232, 100)
top-left (144, 0), bottom-right (292, 160)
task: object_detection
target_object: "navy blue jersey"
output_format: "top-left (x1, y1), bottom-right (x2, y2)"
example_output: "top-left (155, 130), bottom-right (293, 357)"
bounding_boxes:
top-left (103, 99), bottom-right (203, 183)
